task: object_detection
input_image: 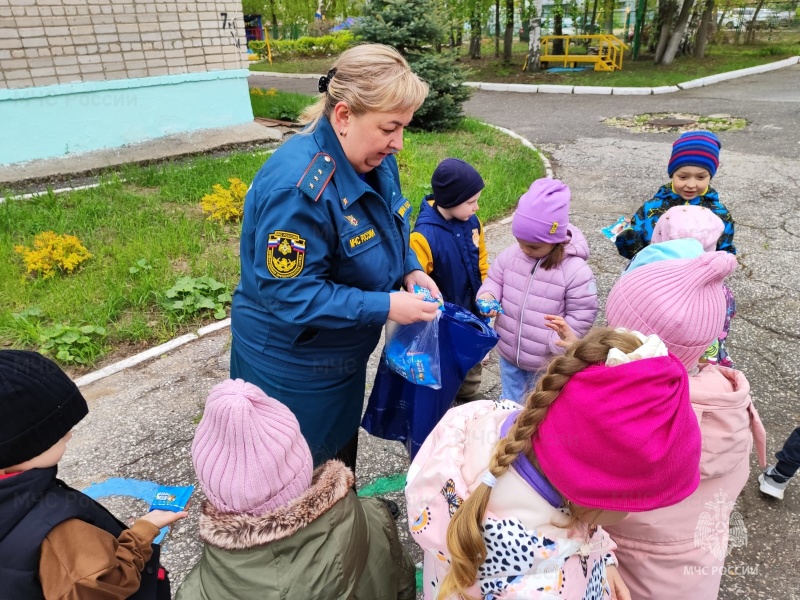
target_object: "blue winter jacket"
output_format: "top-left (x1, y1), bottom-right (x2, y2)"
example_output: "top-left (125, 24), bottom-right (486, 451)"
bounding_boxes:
top-left (615, 184), bottom-right (736, 259)
top-left (410, 197), bottom-right (488, 316)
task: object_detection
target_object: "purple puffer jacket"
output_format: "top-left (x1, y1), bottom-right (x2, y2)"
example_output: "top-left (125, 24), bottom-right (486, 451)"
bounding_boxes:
top-left (477, 225), bottom-right (598, 372)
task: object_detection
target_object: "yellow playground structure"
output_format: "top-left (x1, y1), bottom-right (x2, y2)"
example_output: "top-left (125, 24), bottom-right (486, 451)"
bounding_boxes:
top-left (538, 34), bottom-right (629, 71)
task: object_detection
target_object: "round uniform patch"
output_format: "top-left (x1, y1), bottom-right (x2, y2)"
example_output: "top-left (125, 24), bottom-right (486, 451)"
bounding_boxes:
top-left (267, 230), bottom-right (306, 278)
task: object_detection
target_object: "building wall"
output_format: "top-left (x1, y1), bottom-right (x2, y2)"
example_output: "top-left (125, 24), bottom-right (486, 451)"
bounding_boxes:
top-left (0, 0), bottom-right (253, 166)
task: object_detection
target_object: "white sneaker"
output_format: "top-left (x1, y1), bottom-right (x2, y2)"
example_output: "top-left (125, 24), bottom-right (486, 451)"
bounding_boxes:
top-left (759, 467), bottom-right (790, 500)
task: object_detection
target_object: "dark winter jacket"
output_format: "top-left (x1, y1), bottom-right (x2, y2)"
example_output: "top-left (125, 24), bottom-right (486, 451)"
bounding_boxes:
top-left (615, 184), bottom-right (735, 259)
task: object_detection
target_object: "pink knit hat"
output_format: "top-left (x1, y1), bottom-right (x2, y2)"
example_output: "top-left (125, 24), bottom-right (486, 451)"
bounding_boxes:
top-left (533, 352), bottom-right (701, 512)
top-left (511, 178), bottom-right (570, 243)
top-left (651, 205), bottom-right (724, 251)
top-left (192, 379), bottom-right (313, 516)
top-left (606, 252), bottom-right (737, 370)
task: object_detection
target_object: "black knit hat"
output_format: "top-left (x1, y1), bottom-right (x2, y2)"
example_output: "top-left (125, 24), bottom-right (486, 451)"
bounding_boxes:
top-left (431, 158), bottom-right (485, 209)
top-left (0, 350), bottom-right (88, 469)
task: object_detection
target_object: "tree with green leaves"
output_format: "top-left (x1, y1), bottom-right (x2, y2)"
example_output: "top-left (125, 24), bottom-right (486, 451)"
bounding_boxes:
top-left (354, 0), bottom-right (471, 131)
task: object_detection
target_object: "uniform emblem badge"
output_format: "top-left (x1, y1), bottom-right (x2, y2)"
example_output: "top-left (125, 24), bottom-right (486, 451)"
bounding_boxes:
top-left (266, 230), bottom-right (306, 278)
top-left (344, 215), bottom-right (358, 226)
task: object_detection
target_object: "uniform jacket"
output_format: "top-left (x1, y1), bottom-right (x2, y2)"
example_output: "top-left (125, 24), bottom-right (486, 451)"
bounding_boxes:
top-left (605, 365), bottom-right (766, 600)
top-left (0, 466), bottom-right (164, 600)
top-left (406, 400), bottom-right (618, 600)
top-left (410, 197), bottom-right (488, 316)
top-left (615, 184), bottom-right (736, 259)
top-left (476, 225), bottom-right (598, 372)
top-left (177, 460), bottom-right (416, 600)
top-left (231, 117), bottom-right (422, 370)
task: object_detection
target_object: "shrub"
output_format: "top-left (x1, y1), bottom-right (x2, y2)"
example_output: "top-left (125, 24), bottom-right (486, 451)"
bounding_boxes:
top-left (251, 32), bottom-right (354, 59)
top-left (354, 0), bottom-right (470, 131)
top-left (200, 177), bottom-right (248, 223)
top-left (14, 231), bottom-right (91, 279)
top-left (162, 275), bottom-right (232, 321)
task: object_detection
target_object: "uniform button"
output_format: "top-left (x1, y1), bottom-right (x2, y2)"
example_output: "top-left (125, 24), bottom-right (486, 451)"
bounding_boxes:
top-left (324, 156), bottom-right (331, 162)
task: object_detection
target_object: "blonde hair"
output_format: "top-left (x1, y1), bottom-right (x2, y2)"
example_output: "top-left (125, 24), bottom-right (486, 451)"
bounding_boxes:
top-left (300, 43), bottom-right (429, 129)
top-left (438, 328), bottom-right (644, 600)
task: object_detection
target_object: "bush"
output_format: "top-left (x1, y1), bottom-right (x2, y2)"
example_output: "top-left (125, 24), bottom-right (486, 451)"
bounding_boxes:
top-left (14, 231), bottom-right (91, 279)
top-left (250, 32), bottom-right (354, 59)
top-left (200, 177), bottom-right (248, 223)
top-left (354, 0), bottom-right (471, 131)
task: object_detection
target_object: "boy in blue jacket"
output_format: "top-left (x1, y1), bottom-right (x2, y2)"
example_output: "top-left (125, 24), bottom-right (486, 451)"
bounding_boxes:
top-left (615, 130), bottom-right (736, 260)
top-left (410, 158), bottom-right (488, 402)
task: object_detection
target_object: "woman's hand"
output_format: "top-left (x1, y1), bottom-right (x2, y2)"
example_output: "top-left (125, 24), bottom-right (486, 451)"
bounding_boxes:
top-left (388, 291), bottom-right (439, 325)
top-left (544, 314), bottom-right (579, 348)
top-left (606, 565), bottom-right (631, 600)
top-left (140, 509), bottom-right (189, 529)
top-left (477, 293), bottom-right (498, 318)
top-left (403, 270), bottom-right (442, 300)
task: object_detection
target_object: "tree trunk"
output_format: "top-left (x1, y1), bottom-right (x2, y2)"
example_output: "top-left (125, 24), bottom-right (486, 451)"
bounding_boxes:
top-left (582, 0), bottom-right (591, 33)
top-left (745, 0), bottom-right (766, 43)
top-left (694, 0), bottom-right (715, 57)
top-left (603, 0), bottom-right (615, 33)
top-left (589, 0), bottom-right (600, 35)
top-left (269, 0), bottom-right (278, 27)
top-left (495, 0), bottom-right (501, 56)
top-left (470, 11), bottom-right (482, 58)
top-left (554, 13), bottom-right (564, 55)
top-left (716, 0), bottom-right (731, 28)
top-left (527, 0), bottom-right (543, 70)
top-left (504, 0), bottom-right (514, 62)
top-left (659, 0), bottom-right (696, 65)
top-left (654, 0), bottom-right (677, 63)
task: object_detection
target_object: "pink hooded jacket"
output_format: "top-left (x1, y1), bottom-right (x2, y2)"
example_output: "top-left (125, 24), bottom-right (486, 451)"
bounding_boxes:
top-left (605, 364), bottom-right (766, 600)
top-left (477, 225), bottom-right (598, 371)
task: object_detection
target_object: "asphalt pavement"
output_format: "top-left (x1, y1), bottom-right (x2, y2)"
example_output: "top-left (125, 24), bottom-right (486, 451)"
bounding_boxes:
top-left (61, 64), bottom-right (800, 599)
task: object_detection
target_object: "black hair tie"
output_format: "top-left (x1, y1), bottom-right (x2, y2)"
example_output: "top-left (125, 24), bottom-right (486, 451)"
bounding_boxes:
top-left (318, 68), bottom-right (337, 94)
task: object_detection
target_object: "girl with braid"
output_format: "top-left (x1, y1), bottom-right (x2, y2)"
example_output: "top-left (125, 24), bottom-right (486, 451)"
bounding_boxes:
top-left (405, 328), bottom-right (703, 600)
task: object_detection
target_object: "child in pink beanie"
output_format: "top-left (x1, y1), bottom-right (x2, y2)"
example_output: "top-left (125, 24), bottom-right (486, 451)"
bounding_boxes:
top-left (477, 178), bottom-right (598, 402)
top-left (177, 379), bottom-right (416, 600)
top-left (603, 252), bottom-right (766, 600)
top-left (406, 327), bottom-right (702, 600)
top-left (651, 204), bottom-right (736, 367)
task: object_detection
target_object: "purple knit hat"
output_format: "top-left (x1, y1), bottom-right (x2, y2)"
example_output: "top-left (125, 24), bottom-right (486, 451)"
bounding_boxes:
top-left (651, 205), bottom-right (725, 252)
top-left (511, 178), bottom-right (570, 243)
top-left (668, 130), bottom-right (721, 177)
top-left (606, 252), bottom-right (737, 369)
top-left (192, 379), bottom-right (313, 516)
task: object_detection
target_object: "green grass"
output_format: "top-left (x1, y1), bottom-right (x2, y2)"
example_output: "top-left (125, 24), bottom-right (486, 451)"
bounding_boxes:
top-left (249, 88), bottom-right (317, 121)
top-left (250, 35), bottom-right (800, 87)
top-left (0, 117), bottom-right (543, 369)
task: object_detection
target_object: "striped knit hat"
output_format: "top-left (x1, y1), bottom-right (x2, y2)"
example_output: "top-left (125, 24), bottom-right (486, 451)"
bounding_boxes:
top-left (667, 131), bottom-right (721, 178)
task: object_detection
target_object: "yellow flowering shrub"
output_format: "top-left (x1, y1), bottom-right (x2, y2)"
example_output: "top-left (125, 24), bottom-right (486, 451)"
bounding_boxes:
top-left (200, 177), bottom-right (249, 223)
top-left (249, 87), bottom-right (278, 97)
top-left (14, 231), bottom-right (92, 279)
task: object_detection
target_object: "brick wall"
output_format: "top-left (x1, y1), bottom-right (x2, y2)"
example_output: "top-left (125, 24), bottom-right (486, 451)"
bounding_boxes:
top-left (0, 0), bottom-right (248, 90)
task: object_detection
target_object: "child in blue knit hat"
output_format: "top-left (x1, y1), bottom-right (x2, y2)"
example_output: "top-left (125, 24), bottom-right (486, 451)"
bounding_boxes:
top-left (615, 130), bottom-right (736, 260)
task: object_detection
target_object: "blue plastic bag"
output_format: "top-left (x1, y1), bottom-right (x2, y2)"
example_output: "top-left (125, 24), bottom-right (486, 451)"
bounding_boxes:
top-left (383, 314), bottom-right (442, 389)
top-left (362, 302), bottom-right (499, 458)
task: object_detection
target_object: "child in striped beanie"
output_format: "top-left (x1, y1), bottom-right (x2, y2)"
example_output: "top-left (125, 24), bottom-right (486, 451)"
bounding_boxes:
top-left (615, 130), bottom-right (736, 259)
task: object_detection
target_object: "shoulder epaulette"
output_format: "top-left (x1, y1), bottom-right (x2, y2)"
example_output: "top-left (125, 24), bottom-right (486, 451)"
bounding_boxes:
top-left (296, 152), bottom-right (335, 202)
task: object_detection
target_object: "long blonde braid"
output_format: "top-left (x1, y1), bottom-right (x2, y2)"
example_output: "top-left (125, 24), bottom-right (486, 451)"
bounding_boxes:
top-left (438, 328), bottom-right (643, 600)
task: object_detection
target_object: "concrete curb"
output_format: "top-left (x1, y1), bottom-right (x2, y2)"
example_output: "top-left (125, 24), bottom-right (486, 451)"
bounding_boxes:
top-left (461, 55), bottom-right (800, 95)
top-left (72, 123), bottom-right (548, 387)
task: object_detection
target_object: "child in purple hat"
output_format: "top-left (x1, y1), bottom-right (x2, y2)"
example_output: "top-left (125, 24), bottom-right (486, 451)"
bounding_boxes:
top-left (615, 130), bottom-right (736, 259)
top-left (476, 177), bottom-right (598, 402)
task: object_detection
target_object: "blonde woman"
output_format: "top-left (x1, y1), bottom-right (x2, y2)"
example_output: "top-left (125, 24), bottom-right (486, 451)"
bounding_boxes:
top-left (230, 44), bottom-right (440, 470)
top-left (405, 328), bottom-right (703, 599)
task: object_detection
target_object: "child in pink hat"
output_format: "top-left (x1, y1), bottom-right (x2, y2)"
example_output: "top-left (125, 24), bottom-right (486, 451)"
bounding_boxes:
top-left (651, 204), bottom-right (737, 367)
top-left (603, 252), bottom-right (766, 600)
top-left (405, 327), bottom-right (702, 600)
top-left (477, 178), bottom-right (598, 402)
top-left (177, 379), bottom-right (416, 600)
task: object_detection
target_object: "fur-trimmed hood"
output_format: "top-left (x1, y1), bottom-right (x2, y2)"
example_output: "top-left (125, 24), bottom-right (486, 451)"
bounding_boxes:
top-left (198, 459), bottom-right (354, 551)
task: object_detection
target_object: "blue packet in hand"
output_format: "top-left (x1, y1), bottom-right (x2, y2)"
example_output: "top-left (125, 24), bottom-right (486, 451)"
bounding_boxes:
top-left (477, 298), bottom-right (504, 315)
top-left (413, 285), bottom-right (443, 308)
top-left (602, 216), bottom-right (628, 241)
top-left (149, 485), bottom-right (194, 512)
